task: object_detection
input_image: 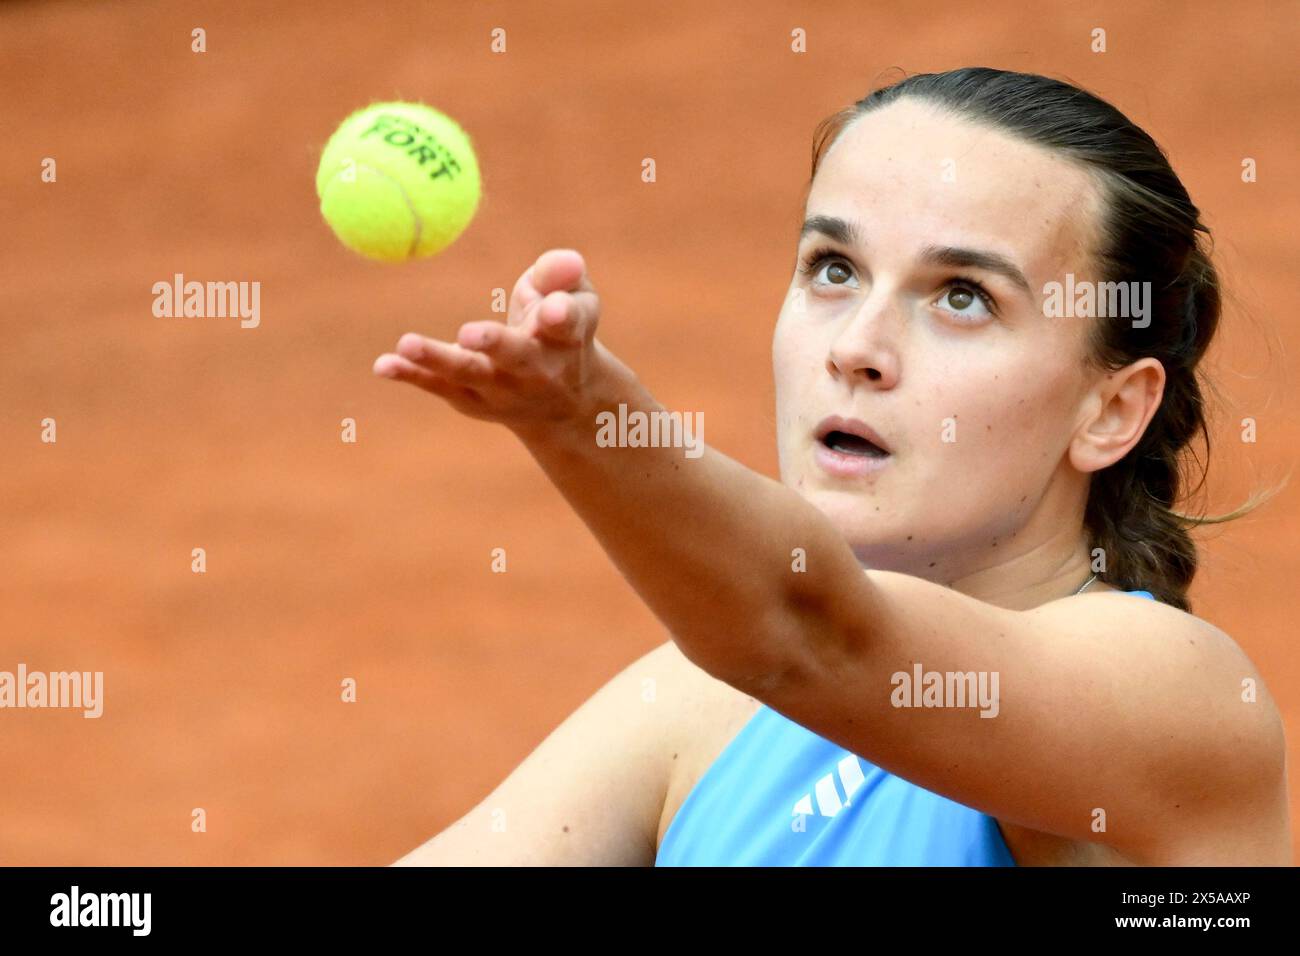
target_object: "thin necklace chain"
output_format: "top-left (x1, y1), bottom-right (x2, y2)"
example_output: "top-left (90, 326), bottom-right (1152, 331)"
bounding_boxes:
top-left (1074, 573), bottom-right (1099, 595)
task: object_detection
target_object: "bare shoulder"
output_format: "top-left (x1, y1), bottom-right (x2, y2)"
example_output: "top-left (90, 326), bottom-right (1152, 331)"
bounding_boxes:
top-left (1031, 590), bottom-right (1290, 862)
top-left (652, 640), bottom-right (763, 849)
top-left (624, 638), bottom-right (752, 732)
top-left (1035, 589), bottom-right (1285, 743)
top-left (391, 637), bottom-right (747, 866)
top-left (636, 638), bottom-right (761, 779)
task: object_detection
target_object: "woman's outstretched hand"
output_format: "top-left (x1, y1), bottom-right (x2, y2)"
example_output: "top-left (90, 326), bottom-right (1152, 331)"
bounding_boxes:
top-left (373, 248), bottom-right (622, 434)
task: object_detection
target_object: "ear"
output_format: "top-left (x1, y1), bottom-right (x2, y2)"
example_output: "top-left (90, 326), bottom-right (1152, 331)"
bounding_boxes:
top-left (1069, 358), bottom-right (1166, 474)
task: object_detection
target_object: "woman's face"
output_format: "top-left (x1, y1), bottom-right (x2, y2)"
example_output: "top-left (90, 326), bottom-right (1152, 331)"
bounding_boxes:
top-left (773, 98), bottom-right (1107, 581)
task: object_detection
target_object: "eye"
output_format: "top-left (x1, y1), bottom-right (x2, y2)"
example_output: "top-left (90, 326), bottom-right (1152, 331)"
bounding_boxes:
top-left (935, 279), bottom-right (996, 322)
top-left (798, 246), bottom-right (858, 289)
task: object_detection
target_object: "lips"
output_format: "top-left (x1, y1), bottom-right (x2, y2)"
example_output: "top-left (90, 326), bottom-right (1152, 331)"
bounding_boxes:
top-left (814, 415), bottom-right (891, 457)
top-left (812, 415), bottom-right (892, 478)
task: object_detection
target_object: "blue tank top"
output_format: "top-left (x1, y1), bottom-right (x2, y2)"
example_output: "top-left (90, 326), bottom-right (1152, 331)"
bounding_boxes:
top-left (656, 588), bottom-right (1157, 866)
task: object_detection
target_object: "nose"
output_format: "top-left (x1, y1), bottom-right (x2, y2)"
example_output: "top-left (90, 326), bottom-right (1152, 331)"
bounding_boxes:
top-left (826, 291), bottom-right (900, 388)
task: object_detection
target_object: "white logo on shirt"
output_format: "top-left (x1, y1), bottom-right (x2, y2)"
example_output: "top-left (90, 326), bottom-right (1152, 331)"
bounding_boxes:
top-left (792, 754), bottom-right (867, 818)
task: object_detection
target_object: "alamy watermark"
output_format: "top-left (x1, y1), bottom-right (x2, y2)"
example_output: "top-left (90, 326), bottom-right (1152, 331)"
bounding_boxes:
top-left (152, 273), bottom-right (260, 328)
top-left (1042, 273), bottom-right (1151, 328)
top-left (891, 663), bottom-right (999, 718)
top-left (595, 403), bottom-right (704, 459)
top-left (0, 664), bottom-right (103, 718)
top-left (50, 886), bottom-right (150, 936)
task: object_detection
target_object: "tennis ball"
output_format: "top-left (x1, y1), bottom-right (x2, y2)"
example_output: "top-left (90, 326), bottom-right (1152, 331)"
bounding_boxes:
top-left (316, 101), bottom-right (481, 262)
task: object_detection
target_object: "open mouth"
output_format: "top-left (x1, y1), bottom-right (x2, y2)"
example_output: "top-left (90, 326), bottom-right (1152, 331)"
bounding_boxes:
top-left (820, 430), bottom-right (890, 458)
top-left (812, 416), bottom-right (893, 474)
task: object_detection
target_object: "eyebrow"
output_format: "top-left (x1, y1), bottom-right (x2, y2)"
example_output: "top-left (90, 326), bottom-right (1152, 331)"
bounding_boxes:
top-left (800, 214), bottom-right (863, 248)
top-left (799, 215), bottom-right (1033, 297)
top-left (919, 244), bottom-right (1033, 296)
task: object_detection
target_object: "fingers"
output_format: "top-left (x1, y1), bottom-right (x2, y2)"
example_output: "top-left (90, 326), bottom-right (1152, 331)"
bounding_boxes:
top-left (373, 332), bottom-right (494, 403)
top-left (506, 249), bottom-right (586, 328)
top-left (531, 248), bottom-right (593, 298)
top-left (376, 249), bottom-right (599, 405)
top-left (394, 332), bottom-right (494, 384)
top-left (506, 265), bottom-right (541, 327)
top-left (372, 353), bottom-right (481, 403)
top-left (456, 320), bottom-right (538, 370)
top-left (506, 248), bottom-right (599, 341)
top-left (534, 289), bottom-right (598, 345)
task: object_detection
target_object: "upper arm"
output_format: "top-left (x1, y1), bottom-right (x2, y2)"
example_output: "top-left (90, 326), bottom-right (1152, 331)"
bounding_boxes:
top-left (392, 640), bottom-right (695, 866)
top-left (751, 570), bottom-right (1285, 859)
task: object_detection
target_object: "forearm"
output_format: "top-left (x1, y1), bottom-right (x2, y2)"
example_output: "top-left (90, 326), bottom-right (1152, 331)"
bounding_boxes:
top-left (511, 345), bottom-right (863, 687)
top-left (375, 249), bottom-right (872, 685)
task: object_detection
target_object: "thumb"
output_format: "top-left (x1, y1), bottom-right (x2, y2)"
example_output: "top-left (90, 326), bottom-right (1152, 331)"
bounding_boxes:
top-left (532, 249), bottom-right (591, 297)
top-left (534, 287), bottom-right (600, 345)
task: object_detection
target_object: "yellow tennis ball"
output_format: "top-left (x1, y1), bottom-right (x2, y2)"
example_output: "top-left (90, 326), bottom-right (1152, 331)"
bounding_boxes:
top-left (316, 102), bottom-right (481, 262)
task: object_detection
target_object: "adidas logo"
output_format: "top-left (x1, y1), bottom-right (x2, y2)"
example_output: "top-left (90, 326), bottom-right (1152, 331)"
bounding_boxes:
top-left (792, 754), bottom-right (867, 818)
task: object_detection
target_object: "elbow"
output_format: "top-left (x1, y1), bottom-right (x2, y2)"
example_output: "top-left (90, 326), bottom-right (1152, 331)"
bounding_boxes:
top-left (681, 571), bottom-right (870, 700)
top-left (716, 597), bottom-right (838, 700)
top-left (783, 576), bottom-right (873, 672)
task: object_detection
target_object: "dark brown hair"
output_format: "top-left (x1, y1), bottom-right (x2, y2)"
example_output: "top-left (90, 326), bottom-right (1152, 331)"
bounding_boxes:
top-left (808, 67), bottom-right (1264, 611)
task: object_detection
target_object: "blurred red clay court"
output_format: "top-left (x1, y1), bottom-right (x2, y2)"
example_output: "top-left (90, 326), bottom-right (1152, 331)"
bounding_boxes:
top-left (1, 0), bottom-right (1296, 865)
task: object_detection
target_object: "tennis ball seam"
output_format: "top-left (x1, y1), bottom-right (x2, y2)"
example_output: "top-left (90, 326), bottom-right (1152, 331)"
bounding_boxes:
top-left (317, 102), bottom-right (479, 261)
top-left (325, 161), bottom-right (424, 261)
top-left (360, 162), bottom-right (423, 260)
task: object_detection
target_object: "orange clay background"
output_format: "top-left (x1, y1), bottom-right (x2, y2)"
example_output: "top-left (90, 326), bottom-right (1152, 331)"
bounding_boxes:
top-left (1, 0), bottom-right (1296, 865)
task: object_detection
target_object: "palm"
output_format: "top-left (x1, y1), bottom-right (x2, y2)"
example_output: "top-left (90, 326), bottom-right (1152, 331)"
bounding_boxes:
top-left (373, 249), bottom-right (607, 428)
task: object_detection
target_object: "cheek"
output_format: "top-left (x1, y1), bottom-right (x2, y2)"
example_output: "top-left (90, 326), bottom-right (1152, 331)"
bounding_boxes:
top-left (771, 313), bottom-right (816, 413)
top-left (914, 355), bottom-right (1075, 485)
top-left (895, 373), bottom-right (1059, 546)
top-left (970, 379), bottom-right (1048, 447)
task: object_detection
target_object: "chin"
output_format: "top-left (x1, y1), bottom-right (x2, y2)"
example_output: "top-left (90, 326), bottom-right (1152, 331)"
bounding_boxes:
top-left (799, 477), bottom-right (883, 509)
top-left (791, 482), bottom-right (915, 557)
top-left (805, 491), bottom-right (888, 536)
